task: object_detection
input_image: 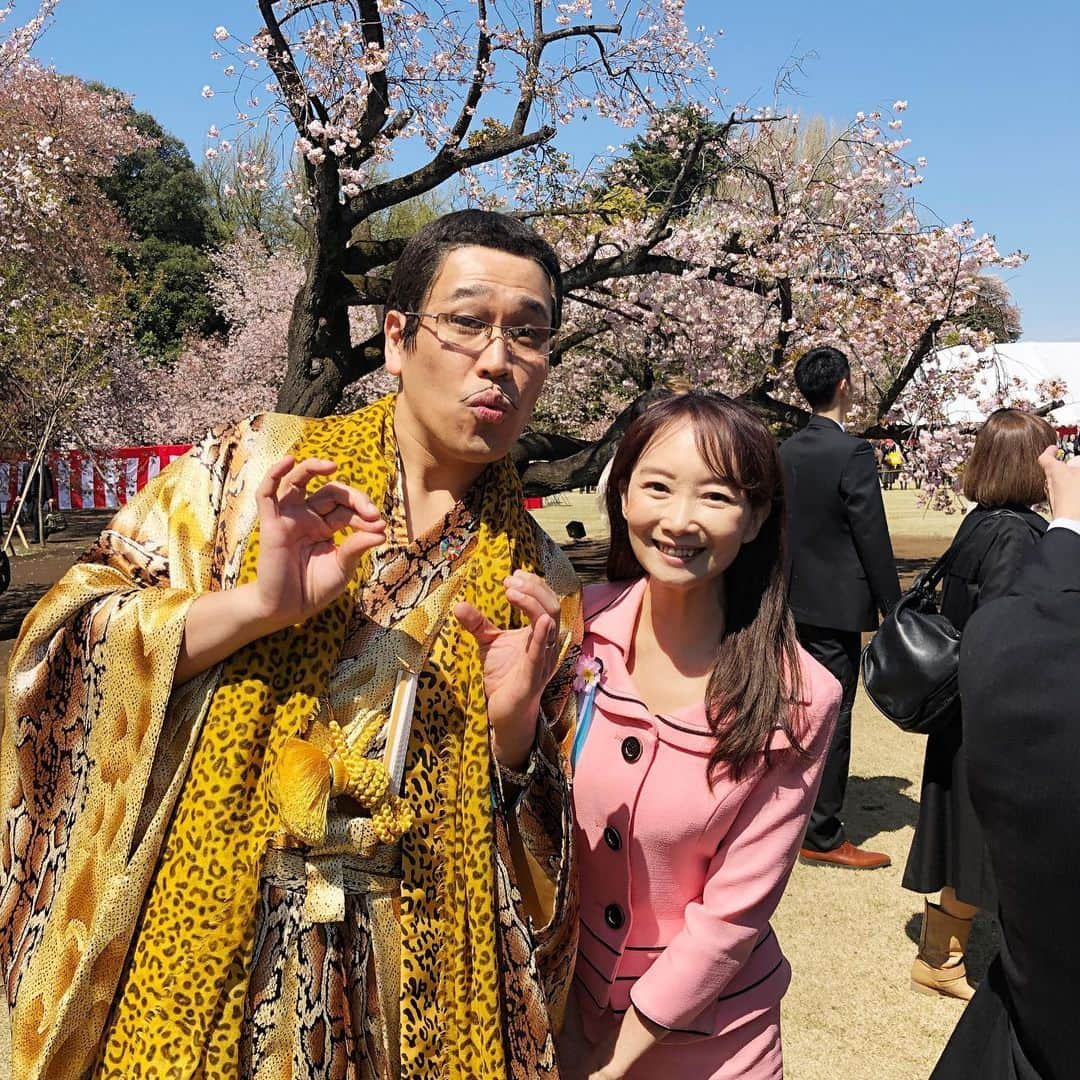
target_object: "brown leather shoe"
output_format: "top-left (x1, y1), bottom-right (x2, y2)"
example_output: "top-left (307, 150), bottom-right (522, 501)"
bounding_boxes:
top-left (798, 841), bottom-right (891, 870)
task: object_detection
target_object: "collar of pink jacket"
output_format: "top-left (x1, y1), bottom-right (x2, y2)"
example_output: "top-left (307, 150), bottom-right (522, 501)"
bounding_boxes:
top-left (582, 578), bottom-right (797, 755)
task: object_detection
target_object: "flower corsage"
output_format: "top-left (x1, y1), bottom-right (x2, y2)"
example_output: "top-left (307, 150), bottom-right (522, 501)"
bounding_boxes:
top-left (570, 654), bottom-right (604, 772)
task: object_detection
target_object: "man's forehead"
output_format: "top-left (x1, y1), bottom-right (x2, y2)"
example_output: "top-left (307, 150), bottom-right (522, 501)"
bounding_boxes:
top-left (426, 246), bottom-right (555, 309)
top-left (440, 282), bottom-right (550, 318)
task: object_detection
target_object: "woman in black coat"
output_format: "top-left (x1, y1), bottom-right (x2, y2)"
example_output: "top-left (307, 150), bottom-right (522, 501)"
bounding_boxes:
top-left (902, 409), bottom-right (1057, 1000)
top-left (932, 449), bottom-right (1080, 1080)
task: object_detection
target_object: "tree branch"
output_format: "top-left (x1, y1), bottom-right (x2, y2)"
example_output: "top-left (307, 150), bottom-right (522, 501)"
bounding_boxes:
top-left (342, 328), bottom-right (385, 383)
top-left (550, 321), bottom-right (610, 367)
top-left (354, 0), bottom-right (392, 146)
top-left (509, 1), bottom-right (548, 135)
top-left (351, 125), bottom-right (555, 221)
top-left (736, 384), bottom-right (810, 430)
top-left (520, 386), bottom-right (672, 495)
top-left (509, 430), bottom-right (589, 471)
top-left (875, 317), bottom-right (946, 423)
top-left (564, 247), bottom-right (763, 295)
top-left (445, 0), bottom-right (491, 143)
top-left (771, 277), bottom-right (793, 370)
top-left (345, 237), bottom-right (409, 275)
top-left (257, 1), bottom-right (327, 134)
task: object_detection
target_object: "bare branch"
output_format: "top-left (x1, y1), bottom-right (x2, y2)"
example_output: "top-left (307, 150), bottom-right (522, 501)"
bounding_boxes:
top-left (445, 0), bottom-right (492, 144)
top-left (352, 124), bottom-right (555, 220)
top-left (875, 247), bottom-right (965, 421)
top-left (540, 23), bottom-right (622, 46)
top-left (345, 237), bottom-right (409, 275)
top-left (354, 0), bottom-right (392, 146)
top-left (771, 278), bottom-right (793, 370)
top-left (520, 386), bottom-right (672, 495)
top-left (564, 247), bottom-right (764, 296)
top-left (257, 0), bottom-right (326, 134)
top-left (508, 0), bottom-right (548, 135)
top-left (737, 384), bottom-right (811, 430)
top-left (550, 321), bottom-right (610, 367)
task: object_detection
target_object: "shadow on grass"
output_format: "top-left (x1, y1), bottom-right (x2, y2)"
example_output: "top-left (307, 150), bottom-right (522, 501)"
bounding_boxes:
top-left (904, 908), bottom-right (1001, 983)
top-left (844, 774), bottom-right (921, 846)
top-left (561, 538), bottom-right (609, 586)
top-left (0, 581), bottom-right (49, 639)
top-left (896, 555), bottom-right (939, 587)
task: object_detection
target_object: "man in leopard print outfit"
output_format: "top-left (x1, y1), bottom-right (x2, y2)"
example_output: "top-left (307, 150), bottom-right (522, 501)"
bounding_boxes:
top-left (1, 211), bottom-right (582, 1080)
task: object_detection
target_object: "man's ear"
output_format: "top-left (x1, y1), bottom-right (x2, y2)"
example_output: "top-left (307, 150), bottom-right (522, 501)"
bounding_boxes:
top-left (384, 309), bottom-right (407, 376)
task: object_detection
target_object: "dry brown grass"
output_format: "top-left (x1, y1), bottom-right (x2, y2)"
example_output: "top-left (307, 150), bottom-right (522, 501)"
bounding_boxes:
top-left (0, 490), bottom-right (975, 1079)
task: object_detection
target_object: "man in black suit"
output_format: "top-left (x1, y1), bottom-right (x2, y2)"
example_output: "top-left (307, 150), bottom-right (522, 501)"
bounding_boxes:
top-left (932, 447), bottom-right (1080, 1080)
top-left (779, 346), bottom-right (901, 869)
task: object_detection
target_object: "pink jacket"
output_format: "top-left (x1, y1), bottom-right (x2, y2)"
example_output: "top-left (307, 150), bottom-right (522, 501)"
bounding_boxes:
top-left (572, 579), bottom-right (840, 1040)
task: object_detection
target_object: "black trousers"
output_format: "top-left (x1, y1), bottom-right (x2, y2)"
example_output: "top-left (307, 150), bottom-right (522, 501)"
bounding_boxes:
top-left (796, 622), bottom-right (861, 852)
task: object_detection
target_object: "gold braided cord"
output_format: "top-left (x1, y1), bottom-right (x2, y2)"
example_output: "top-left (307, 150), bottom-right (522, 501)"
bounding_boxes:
top-left (326, 719), bottom-right (414, 846)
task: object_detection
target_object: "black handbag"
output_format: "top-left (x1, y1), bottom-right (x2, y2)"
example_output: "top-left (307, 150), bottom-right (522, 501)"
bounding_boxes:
top-left (861, 550), bottom-right (960, 734)
top-left (861, 509), bottom-right (1028, 735)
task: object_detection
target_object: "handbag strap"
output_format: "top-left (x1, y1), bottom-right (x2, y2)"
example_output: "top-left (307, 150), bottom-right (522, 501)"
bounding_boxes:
top-left (917, 509), bottom-right (1038, 593)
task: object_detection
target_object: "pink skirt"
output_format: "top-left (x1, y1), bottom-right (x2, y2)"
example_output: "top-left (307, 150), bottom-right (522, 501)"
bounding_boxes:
top-left (580, 1004), bottom-right (783, 1080)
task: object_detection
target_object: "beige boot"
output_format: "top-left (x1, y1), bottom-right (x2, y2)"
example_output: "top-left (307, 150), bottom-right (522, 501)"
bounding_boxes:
top-left (911, 900), bottom-right (975, 1001)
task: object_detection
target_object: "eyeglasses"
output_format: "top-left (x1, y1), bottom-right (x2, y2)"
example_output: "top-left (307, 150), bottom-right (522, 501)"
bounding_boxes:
top-left (405, 311), bottom-right (554, 358)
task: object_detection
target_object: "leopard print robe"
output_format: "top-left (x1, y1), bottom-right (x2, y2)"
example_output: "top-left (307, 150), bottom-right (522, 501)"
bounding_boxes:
top-left (0, 406), bottom-right (581, 1079)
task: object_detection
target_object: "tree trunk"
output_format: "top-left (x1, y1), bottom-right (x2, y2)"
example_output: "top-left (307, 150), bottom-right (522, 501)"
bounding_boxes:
top-left (275, 162), bottom-right (357, 416)
top-left (509, 431), bottom-right (589, 472)
top-left (520, 386), bottom-right (671, 495)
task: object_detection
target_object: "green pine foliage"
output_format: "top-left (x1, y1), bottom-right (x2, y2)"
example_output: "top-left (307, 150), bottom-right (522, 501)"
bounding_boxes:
top-left (95, 98), bottom-right (225, 357)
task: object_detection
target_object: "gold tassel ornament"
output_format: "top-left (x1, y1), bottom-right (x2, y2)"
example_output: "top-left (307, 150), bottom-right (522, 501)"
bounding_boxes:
top-left (272, 714), bottom-right (414, 848)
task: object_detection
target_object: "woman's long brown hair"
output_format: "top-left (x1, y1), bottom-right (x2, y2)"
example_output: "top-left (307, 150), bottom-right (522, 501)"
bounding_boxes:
top-left (604, 392), bottom-right (807, 782)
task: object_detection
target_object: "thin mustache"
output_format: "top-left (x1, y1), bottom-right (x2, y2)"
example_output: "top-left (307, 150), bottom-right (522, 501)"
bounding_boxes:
top-left (462, 387), bottom-right (519, 410)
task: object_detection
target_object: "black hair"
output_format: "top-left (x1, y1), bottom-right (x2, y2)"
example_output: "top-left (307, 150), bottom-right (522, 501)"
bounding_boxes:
top-left (793, 346), bottom-right (851, 410)
top-left (383, 210), bottom-right (563, 349)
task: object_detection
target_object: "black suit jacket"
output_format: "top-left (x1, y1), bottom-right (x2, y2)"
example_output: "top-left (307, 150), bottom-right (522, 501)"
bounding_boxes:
top-left (933, 527), bottom-right (1080, 1080)
top-left (779, 416), bottom-right (900, 631)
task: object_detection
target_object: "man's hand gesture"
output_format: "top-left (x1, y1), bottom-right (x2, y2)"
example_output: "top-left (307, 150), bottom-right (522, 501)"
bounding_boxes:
top-left (454, 570), bottom-right (562, 770)
top-left (175, 457), bottom-right (386, 686)
top-left (250, 456), bottom-right (387, 630)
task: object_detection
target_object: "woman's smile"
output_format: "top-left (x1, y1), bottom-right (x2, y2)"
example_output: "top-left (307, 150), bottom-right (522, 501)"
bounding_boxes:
top-left (653, 540), bottom-right (704, 560)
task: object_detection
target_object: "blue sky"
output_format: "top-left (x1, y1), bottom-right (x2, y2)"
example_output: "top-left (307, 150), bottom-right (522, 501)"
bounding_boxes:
top-left (32, 0), bottom-right (1080, 340)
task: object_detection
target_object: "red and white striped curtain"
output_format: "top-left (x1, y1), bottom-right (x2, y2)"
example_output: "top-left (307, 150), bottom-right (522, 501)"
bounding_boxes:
top-left (0, 445), bottom-right (191, 514)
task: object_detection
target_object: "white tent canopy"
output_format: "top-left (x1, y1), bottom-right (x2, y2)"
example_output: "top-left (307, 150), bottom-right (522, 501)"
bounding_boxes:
top-left (933, 342), bottom-right (1080, 426)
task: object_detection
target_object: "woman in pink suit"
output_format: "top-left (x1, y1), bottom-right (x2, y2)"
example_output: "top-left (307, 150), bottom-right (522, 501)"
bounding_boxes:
top-left (558, 392), bottom-right (840, 1079)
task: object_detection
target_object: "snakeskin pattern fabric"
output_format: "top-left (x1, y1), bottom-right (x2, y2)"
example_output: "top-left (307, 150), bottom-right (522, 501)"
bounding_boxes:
top-left (1, 395), bottom-right (581, 1079)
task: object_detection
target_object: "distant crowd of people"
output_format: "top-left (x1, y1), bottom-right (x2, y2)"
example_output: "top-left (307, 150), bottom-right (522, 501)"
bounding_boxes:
top-left (1055, 429), bottom-right (1080, 460)
top-left (874, 438), bottom-right (913, 489)
top-left (1, 212), bottom-right (1075, 1080)
top-left (770, 345), bottom-right (1076, 1080)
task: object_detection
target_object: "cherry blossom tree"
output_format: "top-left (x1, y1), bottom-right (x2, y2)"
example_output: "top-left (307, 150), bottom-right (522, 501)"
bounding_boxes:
top-left (80, 234), bottom-right (301, 445)
top-left (0, 65), bottom-right (144, 323)
top-left (1, 291), bottom-right (130, 450)
top-left (1, 6), bottom-right (150, 458)
top-left (0, 0), bottom-right (57, 73)
top-left (199, 4), bottom-right (1045, 496)
top-left (206, 0), bottom-right (719, 415)
top-left (515, 104), bottom-right (1031, 492)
